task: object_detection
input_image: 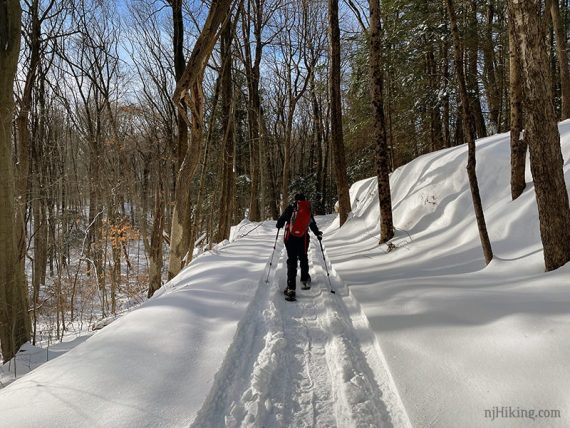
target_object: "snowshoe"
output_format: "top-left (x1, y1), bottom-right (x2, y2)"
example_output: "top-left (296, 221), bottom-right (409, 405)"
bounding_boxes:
top-left (301, 275), bottom-right (311, 290)
top-left (284, 288), bottom-right (296, 301)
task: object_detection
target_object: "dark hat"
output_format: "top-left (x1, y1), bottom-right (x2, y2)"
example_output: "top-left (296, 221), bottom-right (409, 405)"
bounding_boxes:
top-left (294, 193), bottom-right (306, 201)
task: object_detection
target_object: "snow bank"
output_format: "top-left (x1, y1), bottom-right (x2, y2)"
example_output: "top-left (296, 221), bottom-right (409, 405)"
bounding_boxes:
top-left (327, 122), bottom-right (570, 427)
top-left (0, 221), bottom-right (276, 428)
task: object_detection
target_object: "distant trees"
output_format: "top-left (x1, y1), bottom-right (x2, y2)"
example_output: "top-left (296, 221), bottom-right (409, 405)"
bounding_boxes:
top-left (5, 0), bottom-right (570, 360)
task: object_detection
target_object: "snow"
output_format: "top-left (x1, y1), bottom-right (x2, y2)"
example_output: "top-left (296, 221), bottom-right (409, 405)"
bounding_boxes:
top-left (1, 123), bottom-right (570, 427)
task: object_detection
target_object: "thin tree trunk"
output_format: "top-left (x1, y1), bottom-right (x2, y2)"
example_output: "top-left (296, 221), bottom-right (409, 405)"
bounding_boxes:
top-left (442, 17), bottom-right (451, 148)
top-left (508, 6), bottom-right (527, 200)
top-left (328, 0), bottom-right (351, 226)
top-left (510, 0), bottom-right (570, 271)
top-left (147, 183), bottom-right (164, 298)
top-left (482, 1), bottom-right (501, 131)
top-left (169, 0), bottom-right (189, 173)
top-left (216, 18), bottom-right (236, 243)
top-left (369, 0), bottom-right (394, 243)
top-left (466, 0), bottom-right (487, 139)
top-left (447, 0), bottom-right (493, 265)
top-left (311, 77), bottom-right (325, 214)
top-left (242, 0), bottom-right (262, 221)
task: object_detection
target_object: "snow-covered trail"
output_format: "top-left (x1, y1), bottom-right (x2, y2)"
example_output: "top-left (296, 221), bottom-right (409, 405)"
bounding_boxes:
top-left (191, 224), bottom-right (410, 428)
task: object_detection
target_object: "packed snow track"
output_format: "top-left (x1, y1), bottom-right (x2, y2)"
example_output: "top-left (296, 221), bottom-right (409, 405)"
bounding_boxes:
top-left (190, 231), bottom-right (410, 428)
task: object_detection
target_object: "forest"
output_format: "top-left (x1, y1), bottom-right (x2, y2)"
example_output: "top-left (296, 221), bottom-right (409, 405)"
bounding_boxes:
top-left (1, 0), bottom-right (570, 364)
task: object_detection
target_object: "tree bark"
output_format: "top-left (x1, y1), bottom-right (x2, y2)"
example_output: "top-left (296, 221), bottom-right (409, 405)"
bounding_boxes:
top-left (147, 183), bottom-right (164, 298)
top-left (482, 1), bottom-right (501, 132)
top-left (169, 0), bottom-right (189, 172)
top-left (441, 17), bottom-right (451, 148)
top-left (328, 0), bottom-right (351, 226)
top-left (369, 0), bottom-right (394, 243)
top-left (216, 18), bottom-right (236, 243)
top-left (466, 0), bottom-right (487, 139)
top-left (0, 0), bottom-right (31, 362)
top-left (509, 0), bottom-right (570, 271)
top-left (446, 0), bottom-right (493, 265)
top-left (508, 5), bottom-right (527, 200)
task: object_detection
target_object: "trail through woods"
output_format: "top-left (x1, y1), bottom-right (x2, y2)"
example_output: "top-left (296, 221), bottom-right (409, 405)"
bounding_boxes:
top-left (191, 224), bottom-right (409, 427)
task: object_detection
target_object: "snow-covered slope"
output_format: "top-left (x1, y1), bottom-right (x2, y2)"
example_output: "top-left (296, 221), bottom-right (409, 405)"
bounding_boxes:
top-left (1, 123), bottom-right (570, 428)
top-left (326, 122), bottom-right (570, 427)
top-left (0, 224), bottom-right (274, 427)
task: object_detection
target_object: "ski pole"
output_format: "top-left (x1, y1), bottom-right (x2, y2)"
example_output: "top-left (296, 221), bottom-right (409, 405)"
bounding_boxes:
top-left (265, 228), bottom-right (281, 283)
top-left (318, 239), bottom-right (335, 294)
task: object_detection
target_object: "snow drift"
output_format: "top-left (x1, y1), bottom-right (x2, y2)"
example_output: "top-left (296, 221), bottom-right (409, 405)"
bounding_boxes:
top-left (326, 122), bottom-right (570, 427)
top-left (1, 122), bottom-right (570, 427)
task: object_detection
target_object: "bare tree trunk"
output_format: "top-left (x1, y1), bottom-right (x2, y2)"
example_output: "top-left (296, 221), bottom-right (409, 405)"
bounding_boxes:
top-left (466, 0), bottom-right (488, 139)
top-left (0, 0), bottom-right (30, 362)
top-left (242, 0), bottom-right (262, 221)
top-left (169, 0), bottom-right (232, 278)
top-left (549, 0), bottom-right (570, 119)
top-left (447, 0), bottom-right (493, 265)
top-left (169, 78), bottom-right (205, 278)
top-left (169, 0), bottom-right (189, 172)
top-left (15, 0), bottom-right (41, 343)
top-left (369, 0), bottom-right (394, 243)
top-left (441, 18), bottom-right (451, 148)
top-left (311, 76), bottom-right (326, 214)
top-left (261, 112), bottom-right (280, 219)
top-left (281, 111), bottom-right (294, 210)
top-left (482, 1), bottom-right (501, 131)
top-left (328, 0), bottom-right (351, 226)
top-left (510, 0), bottom-right (570, 271)
top-left (216, 18), bottom-right (236, 243)
top-left (147, 183), bottom-right (164, 298)
top-left (508, 5), bottom-right (527, 200)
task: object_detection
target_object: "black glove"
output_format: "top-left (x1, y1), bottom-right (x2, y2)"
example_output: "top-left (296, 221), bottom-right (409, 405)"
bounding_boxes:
top-left (317, 231), bottom-right (323, 241)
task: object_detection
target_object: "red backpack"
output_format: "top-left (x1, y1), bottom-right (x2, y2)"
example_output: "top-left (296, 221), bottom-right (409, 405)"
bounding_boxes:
top-left (288, 200), bottom-right (312, 238)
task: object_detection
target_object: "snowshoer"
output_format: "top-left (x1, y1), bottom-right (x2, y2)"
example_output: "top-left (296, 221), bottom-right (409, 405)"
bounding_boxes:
top-left (276, 193), bottom-right (323, 300)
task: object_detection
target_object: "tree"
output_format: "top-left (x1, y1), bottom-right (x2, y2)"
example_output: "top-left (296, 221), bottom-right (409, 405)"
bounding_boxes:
top-left (446, 0), bottom-right (493, 265)
top-left (168, 0), bottom-right (189, 171)
top-left (215, 17), bottom-right (236, 242)
top-left (509, 0), bottom-right (570, 271)
top-left (169, 0), bottom-right (233, 278)
top-left (508, 5), bottom-right (526, 200)
top-left (465, 0), bottom-right (487, 139)
top-left (368, 0), bottom-right (393, 243)
top-left (328, 0), bottom-right (351, 226)
top-left (0, 0), bottom-right (31, 362)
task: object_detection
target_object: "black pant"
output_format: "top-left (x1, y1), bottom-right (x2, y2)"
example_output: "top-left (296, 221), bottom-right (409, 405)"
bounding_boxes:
top-left (285, 234), bottom-right (310, 289)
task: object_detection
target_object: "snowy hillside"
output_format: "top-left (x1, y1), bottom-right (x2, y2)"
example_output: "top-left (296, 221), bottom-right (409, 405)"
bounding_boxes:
top-left (326, 122), bottom-right (570, 427)
top-left (1, 123), bottom-right (570, 427)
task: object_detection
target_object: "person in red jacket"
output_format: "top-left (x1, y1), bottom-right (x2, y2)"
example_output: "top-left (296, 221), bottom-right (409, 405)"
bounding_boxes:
top-left (276, 193), bottom-right (322, 299)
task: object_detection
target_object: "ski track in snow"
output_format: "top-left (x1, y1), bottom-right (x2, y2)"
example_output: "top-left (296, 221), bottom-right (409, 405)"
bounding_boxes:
top-left (191, 233), bottom-right (409, 428)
